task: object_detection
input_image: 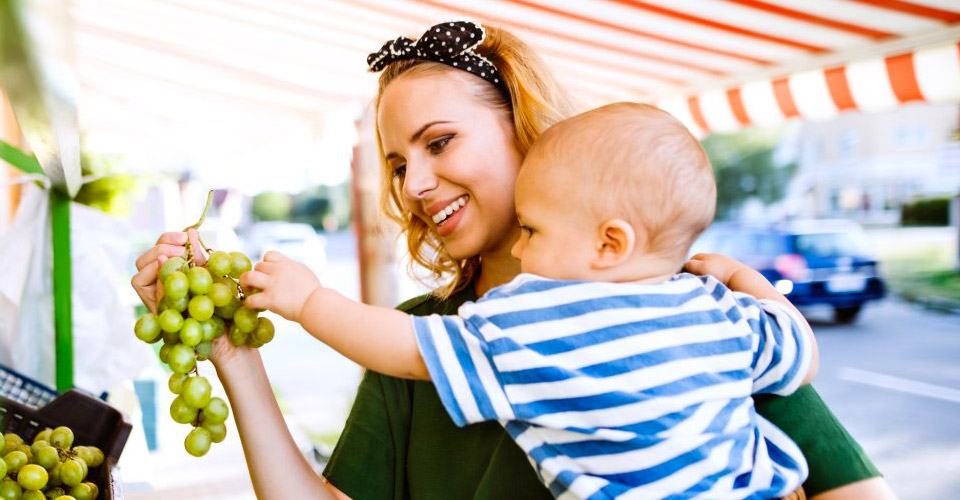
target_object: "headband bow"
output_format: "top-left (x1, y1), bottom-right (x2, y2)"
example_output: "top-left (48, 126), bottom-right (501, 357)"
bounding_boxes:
top-left (366, 21), bottom-right (503, 89)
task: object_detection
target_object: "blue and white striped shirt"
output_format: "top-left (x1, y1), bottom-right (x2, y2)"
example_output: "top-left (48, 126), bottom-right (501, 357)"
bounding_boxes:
top-left (412, 273), bottom-right (812, 500)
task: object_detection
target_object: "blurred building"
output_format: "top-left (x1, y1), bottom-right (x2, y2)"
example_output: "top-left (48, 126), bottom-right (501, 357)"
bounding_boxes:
top-left (787, 103), bottom-right (960, 224)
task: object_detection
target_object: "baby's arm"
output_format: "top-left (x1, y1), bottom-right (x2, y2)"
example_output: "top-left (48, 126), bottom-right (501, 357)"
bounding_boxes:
top-left (299, 287), bottom-right (429, 381)
top-left (685, 253), bottom-right (819, 385)
top-left (240, 251), bottom-right (429, 380)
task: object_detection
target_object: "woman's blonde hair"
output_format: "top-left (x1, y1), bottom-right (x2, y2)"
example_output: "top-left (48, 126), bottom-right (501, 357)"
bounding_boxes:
top-left (375, 24), bottom-right (574, 299)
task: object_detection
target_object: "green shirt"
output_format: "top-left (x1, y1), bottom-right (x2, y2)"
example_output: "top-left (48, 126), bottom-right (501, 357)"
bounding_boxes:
top-left (323, 287), bottom-right (880, 499)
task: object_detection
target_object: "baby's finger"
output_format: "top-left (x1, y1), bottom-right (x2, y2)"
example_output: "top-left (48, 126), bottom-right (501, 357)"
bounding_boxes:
top-left (682, 260), bottom-right (706, 274)
top-left (240, 270), bottom-right (269, 289)
top-left (253, 261), bottom-right (275, 273)
top-left (244, 293), bottom-right (267, 311)
top-left (262, 250), bottom-right (287, 262)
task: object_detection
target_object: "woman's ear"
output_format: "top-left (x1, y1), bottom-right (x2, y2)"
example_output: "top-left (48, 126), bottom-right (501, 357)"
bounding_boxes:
top-left (592, 219), bottom-right (637, 269)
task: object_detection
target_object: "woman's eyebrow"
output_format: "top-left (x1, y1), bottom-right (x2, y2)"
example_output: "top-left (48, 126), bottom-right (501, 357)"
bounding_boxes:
top-left (385, 121), bottom-right (454, 161)
top-left (410, 120), bottom-right (452, 143)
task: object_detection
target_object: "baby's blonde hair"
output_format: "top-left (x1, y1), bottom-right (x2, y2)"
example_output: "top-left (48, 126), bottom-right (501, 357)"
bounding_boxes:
top-left (528, 102), bottom-right (716, 262)
top-left (375, 25), bottom-right (574, 298)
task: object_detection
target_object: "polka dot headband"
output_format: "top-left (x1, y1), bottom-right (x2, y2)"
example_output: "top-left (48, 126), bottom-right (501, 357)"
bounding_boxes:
top-left (366, 21), bottom-right (505, 91)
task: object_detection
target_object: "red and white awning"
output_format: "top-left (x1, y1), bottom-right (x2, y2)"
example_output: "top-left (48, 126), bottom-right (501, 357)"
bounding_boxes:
top-left (17, 0), bottom-right (959, 187)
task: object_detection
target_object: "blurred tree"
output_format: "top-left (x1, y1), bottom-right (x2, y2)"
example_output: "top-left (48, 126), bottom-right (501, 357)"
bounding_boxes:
top-left (252, 191), bottom-right (292, 221)
top-left (73, 148), bottom-right (139, 216)
top-left (700, 130), bottom-right (796, 220)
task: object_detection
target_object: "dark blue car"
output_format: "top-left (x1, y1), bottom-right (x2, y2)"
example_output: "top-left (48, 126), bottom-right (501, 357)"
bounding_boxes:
top-left (690, 220), bottom-right (886, 323)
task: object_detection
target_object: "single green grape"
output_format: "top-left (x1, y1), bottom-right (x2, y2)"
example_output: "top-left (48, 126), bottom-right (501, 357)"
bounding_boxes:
top-left (184, 427), bottom-right (212, 457)
top-left (162, 327), bottom-right (181, 345)
top-left (179, 319), bottom-right (203, 347)
top-left (158, 309), bottom-right (184, 333)
top-left (208, 282), bottom-right (233, 308)
top-left (202, 421), bottom-right (227, 443)
top-left (69, 483), bottom-right (96, 500)
top-left (164, 271), bottom-right (190, 300)
top-left (187, 267), bottom-right (213, 295)
top-left (21, 489), bottom-right (44, 500)
top-left (233, 307), bottom-right (259, 334)
top-left (28, 440), bottom-right (46, 457)
top-left (168, 372), bottom-right (189, 394)
top-left (228, 252), bottom-right (252, 279)
top-left (32, 429), bottom-right (51, 445)
top-left (214, 297), bottom-right (242, 320)
top-left (14, 444), bottom-right (31, 461)
top-left (45, 487), bottom-right (66, 499)
top-left (202, 397), bottom-right (229, 425)
top-left (206, 251), bottom-right (231, 277)
top-left (168, 344), bottom-right (197, 374)
top-left (17, 464), bottom-right (47, 490)
top-left (158, 342), bottom-right (174, 364)
top-left (0, 479), bottom-right (21, 500)
top-left (0, 455), bottom-right (6, 478)
top-left (48, 427), bottom-right (74, 450)
top-left (84, 448), bottom-right (103, 468)
top-left (181, 377), bottom-right (212, 409)
top-left (164, 295), bottom-right (189, 313)
top-left (47, 462), bottom-right (62, 487)
top-left (195, 341), bottom-right (213, 361)
top-left (227, 326), bottom-right (249, 346)
top-left (58, 459), bottom-right (84, 487)
top-left (170, 396), bottom-right (198, 425)
top-left (4, 450), bottom-right (28, 473)
top-left (251, 317), bottom-right (275, 346)
top-left (2, 434), bottom-right (22, 455)
top-left (200, 318), bottom-right (223, 342)
top-left (160, 256), bottom-right (186, 281)
top-left (34, 446), bottom-right (58, 470)
top-left (188, 296), bottom-right (215, 322)
top-left (134, 313), bottom-right (161, 343)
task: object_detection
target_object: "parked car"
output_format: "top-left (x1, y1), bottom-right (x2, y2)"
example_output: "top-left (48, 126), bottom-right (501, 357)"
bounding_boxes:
top-left (690, 220), bottom-right (886, 323)
top-left (242, 221), bottom-right (327, 273)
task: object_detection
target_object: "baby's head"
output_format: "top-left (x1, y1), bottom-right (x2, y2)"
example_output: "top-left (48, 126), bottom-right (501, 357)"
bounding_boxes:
top-left (511, 102), bottom-right (716, 282)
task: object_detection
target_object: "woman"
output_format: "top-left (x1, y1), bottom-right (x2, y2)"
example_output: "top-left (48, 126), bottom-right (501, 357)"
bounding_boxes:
top-left (132, 22), bottom-right (897, 500)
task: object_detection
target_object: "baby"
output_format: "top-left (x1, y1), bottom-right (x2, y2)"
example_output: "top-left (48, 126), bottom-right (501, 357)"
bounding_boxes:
top-left (242, 102), bottom-right (818, 500)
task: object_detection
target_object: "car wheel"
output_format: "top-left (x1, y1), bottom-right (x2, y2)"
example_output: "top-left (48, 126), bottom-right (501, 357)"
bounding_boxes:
top-left (834, 305), bottom-right (862, 324)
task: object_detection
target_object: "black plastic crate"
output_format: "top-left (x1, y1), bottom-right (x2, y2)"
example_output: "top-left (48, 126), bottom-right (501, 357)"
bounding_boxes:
top-left (0, 369), bottom-right (131, 499)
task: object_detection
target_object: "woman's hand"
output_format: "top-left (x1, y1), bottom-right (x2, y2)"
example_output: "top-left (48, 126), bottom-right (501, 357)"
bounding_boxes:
top-left (683, 253), bottom-right (756, 287)
top-left (240, 251), bottom-right (321, 323)
top-left (131, 230), bottom-right (205, 313)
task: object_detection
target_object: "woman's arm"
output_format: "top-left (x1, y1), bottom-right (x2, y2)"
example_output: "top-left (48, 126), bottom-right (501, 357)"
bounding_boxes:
top-left (810, 478), bottom-right (898, 500)
top-left (210, 338), bottom-right (351, 500)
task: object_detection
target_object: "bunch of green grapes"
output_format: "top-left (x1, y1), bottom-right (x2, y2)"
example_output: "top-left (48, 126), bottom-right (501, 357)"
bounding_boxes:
top-left (1, 426), bottom-right (104, 500)
top-left (133, 245), bottom-right (275, 457)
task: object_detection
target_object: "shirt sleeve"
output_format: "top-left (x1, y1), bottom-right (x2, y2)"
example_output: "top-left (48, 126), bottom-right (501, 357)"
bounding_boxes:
top-left (412, 313), bottom-right (515, 426)
top-left (734, 293), bottom-right (813, 396)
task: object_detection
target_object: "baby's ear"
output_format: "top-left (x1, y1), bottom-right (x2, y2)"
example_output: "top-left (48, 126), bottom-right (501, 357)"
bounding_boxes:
top-left (592, 219), bottom-right (637, 269)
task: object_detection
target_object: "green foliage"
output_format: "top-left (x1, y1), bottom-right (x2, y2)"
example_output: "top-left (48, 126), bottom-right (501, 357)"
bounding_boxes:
top-left (252, 191), bottom-right (292, 221)
top-left (900, 196), bottom-right (951, 226)
top-left (73, 149), bottom-right (139, 216)
top-left (700, 130), bottom-right (796, 220)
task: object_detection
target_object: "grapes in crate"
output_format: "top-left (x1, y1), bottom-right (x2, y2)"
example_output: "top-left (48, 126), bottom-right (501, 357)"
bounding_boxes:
top-left (1, 426), bottom-right (103, 500)
top-left (133, 192), bottom-right (275, 457)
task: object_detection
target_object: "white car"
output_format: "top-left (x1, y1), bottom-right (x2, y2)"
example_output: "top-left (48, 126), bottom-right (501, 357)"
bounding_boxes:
top-left (243, 222), bottom-right (327, 273)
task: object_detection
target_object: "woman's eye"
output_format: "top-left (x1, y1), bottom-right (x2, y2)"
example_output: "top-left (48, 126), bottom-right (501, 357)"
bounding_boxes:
top-left (392, 165), bottom-right (406, 179)
top-left (520, 225), bottom-right (533, 236)
top-left (427, 135), bottom-right (452, 153)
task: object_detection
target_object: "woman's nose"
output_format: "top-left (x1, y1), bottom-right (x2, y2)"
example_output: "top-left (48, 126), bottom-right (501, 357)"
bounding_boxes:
top-left (402, 163), bottom-right (439, 200)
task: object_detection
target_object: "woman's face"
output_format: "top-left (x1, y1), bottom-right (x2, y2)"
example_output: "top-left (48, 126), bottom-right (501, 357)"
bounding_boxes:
top-left (378, 70), bottom-right (523, 260)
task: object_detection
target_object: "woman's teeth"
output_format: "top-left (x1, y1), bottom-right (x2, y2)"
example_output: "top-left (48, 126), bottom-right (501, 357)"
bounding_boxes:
top-left (433, 196), bottom-right (468, 225)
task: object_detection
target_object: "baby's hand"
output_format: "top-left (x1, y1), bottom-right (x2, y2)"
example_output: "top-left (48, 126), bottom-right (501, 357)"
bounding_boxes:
top-left (240, 251), bottom-right (320, 323)
top-left (683, 253), bottom-right (753, 286)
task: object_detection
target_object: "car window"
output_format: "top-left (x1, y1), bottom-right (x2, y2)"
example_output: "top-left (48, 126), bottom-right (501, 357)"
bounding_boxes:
top-left (793, 232), bottom-right (865, 257)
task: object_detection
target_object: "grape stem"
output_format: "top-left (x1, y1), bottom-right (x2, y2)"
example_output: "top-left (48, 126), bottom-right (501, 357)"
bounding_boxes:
top-left (182, 190), bottom-right (216, 266)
